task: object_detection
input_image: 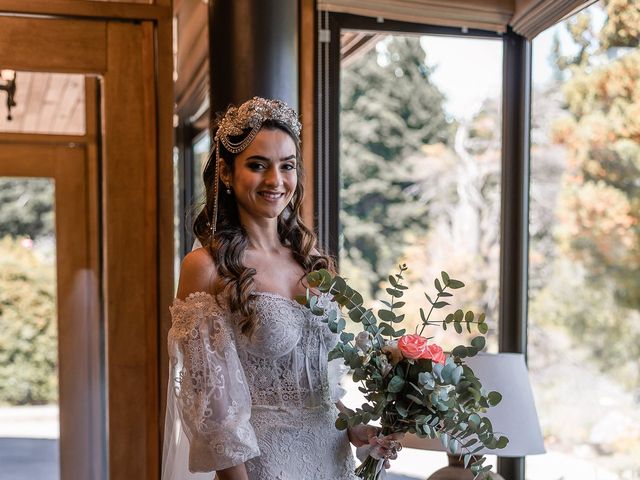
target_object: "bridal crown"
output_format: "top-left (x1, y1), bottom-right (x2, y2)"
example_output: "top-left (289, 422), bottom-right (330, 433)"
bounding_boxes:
top-left (211, 97), bottom-right (301, 237)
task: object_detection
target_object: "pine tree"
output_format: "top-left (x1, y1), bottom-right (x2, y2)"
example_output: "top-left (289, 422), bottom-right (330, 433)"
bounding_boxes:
top-left (340, 36), bottom-right (454, 297)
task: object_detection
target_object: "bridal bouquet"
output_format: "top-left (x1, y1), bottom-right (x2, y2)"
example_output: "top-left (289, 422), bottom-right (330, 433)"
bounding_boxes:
top-left (295, 265), bottom-right (508, 480)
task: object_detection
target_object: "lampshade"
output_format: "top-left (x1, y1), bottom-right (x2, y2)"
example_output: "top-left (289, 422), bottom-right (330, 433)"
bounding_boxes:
top-left (403, 352), bottom-right (545, 458)
top-left (464, 352), bottom-right (545, 457)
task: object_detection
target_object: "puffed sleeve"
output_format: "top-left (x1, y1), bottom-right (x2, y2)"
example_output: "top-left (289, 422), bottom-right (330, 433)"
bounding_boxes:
top-left (162, 293), bottom-right (260, 476)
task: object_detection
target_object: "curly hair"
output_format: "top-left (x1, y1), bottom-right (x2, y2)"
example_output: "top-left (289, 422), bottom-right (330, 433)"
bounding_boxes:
top-left (193, 119), bottom-right (336, 337)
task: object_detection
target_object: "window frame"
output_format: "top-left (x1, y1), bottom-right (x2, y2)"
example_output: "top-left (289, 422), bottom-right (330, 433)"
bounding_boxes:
top-left (316, 13), bottom-right (531, 479)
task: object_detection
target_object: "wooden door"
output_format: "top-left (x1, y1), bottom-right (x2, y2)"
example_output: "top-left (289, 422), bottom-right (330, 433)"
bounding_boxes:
top-left (0, 10), bottom-right (172, 480)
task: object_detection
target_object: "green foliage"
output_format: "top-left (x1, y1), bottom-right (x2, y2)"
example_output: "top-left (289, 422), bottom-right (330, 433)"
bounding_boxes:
top-left (552, 0), bottom-right (640, 311)
top-left (534, 0), bottom-right (640, 391)
top-left (0, 178), bottom-right (55, 240)
top-left (0, 236), bottom-right (58, 405)
top-left (297, 266), bottom-right (506, 479)
top-left (340, 37), bottom-right (454, 298)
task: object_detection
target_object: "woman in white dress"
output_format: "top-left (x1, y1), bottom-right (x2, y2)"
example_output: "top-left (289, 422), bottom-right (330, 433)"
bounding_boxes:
top-left (162, 97), bottom-right (399, 480)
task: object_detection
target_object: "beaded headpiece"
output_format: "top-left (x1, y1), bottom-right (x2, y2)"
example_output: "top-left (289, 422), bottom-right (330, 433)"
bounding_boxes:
top-left (211, 96), bottom-right (302, 237)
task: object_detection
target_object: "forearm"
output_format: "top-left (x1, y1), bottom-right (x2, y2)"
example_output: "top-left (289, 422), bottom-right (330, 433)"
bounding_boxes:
top-left (216, 463), bottom-right (249, 480)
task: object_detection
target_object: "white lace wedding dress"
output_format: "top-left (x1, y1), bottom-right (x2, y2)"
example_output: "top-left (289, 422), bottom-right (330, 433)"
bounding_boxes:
top-left (161, 290), bottom-right (357, 480)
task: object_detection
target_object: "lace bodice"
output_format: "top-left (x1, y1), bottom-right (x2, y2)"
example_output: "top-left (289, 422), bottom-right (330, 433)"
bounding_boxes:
top-left (163, 290), bottom-right (355, 479)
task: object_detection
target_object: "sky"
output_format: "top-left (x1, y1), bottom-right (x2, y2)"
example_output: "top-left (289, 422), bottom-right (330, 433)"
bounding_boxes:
top-left (410, 2), bottom-right (605, 121)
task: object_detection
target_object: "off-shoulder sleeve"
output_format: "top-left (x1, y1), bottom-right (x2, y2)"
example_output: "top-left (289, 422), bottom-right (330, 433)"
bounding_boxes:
top-left (162, 293), bottom-right (259, 476)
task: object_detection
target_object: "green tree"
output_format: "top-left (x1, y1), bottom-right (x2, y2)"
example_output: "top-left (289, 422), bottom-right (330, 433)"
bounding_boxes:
top-left (0, 236), bottom-right (58, 405)
top-left (0, 178), bottom-right (54, 240)
top-left (340, 36), bottom-right (454, 297)
top-left (541, 0), bottom-right (640, 386)
top-left (553, 0), bottom-right (640, 310)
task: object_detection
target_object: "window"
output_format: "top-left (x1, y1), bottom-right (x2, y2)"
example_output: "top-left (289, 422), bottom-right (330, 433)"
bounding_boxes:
top-left (321, 15), bottom-right (506, 477)
top-left (527, 1), bottom-right (640, 478)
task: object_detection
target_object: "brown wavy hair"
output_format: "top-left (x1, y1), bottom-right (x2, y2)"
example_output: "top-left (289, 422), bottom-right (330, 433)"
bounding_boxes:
top-left (193, 119), bottom-right (336, 337)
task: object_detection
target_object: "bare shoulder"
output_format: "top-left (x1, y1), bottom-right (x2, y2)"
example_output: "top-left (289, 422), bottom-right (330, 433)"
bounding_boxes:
top-left (176, 247), bottom-right (218, 300)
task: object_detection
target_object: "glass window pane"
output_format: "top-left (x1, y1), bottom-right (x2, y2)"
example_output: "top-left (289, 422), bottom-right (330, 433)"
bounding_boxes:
top-left (339, 32), bottom-right (503, 477)
top-left (527, 1), bottom-right (640, 478)
top-left (192, 131), bottom-right (210, 207)
top-left (0, 177), bottom-right (59, 479)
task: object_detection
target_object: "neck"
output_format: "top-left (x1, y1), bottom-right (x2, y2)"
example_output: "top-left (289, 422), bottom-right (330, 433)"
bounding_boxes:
top-left (238, 210), bottom-right (283, 254)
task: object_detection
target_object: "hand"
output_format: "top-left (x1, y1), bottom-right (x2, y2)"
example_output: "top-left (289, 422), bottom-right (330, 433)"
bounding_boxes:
top-left (347, 424), bottom-right (379, 448)
top-left (350, 426), bottom-right (405, 469)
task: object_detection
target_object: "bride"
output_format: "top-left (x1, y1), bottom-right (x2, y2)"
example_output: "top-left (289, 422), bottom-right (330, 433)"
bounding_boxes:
top-left (162, 97), bottom-right (400, 480)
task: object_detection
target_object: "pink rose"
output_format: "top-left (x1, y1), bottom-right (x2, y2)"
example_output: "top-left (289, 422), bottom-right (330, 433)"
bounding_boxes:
top-left (398, 334), bottom-right (429, 360)
top-left (421, 343), bottom-right (446, 365)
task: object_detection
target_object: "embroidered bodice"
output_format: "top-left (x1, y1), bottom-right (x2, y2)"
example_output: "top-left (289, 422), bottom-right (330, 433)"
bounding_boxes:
top-left (163, 291), bottom-right (356, 480)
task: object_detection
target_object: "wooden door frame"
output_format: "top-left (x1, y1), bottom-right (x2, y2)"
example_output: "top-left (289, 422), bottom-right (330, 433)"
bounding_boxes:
top-left (0, 139), bottom-right (102, 479)
top-left (0, 8), bottom-right (173, 480)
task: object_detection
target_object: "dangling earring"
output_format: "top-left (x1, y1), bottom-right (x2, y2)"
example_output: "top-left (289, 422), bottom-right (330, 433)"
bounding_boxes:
top-left (225, 184), bottom-right (231, 195)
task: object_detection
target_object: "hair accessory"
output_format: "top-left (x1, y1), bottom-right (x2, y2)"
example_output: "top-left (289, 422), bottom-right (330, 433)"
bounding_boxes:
top-left (211, 97), bottom-right (301, 238)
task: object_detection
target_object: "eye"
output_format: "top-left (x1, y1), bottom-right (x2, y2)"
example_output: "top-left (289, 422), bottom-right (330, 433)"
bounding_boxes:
top-left (282, 163), bottom-right (296, 171)
top-left (248, 162), bottom-right (267, 171)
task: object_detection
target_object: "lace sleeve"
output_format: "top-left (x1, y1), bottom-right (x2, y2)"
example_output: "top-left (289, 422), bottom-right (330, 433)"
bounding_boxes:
top-left (164, 293), bottom-right (260, 474)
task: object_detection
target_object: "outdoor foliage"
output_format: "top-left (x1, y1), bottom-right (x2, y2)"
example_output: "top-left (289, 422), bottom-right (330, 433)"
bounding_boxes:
top-left (0, 236), bottom-right (58, 405)
top-left (542, 0), bottom-right (640, 387)
top-left (340, 37), bottom-right (454, 298)
top-left (0, 178), bottom-right (54, 240)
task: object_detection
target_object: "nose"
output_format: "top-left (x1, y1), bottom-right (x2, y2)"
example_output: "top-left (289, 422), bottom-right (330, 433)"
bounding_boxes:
top-left (264, 164), bottom-right (283, 187)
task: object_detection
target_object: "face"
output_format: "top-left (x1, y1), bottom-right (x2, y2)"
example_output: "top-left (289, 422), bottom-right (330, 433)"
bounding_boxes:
top-left (221, 127), bottom-right (298, 221)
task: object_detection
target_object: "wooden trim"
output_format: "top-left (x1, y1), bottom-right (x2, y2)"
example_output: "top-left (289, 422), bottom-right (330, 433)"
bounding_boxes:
top-left (0, 142), bottom-right (101, 480)
top-left (0, 16), bottom-right (107, 73)
top-left (54, 145), bottom-right (93, 480)
top-left (0, 132), bottom-right (88, 145)
top-left (300, 0), bottom-right (316, 231)
top-left (84, 75), bottom-right (106, 480)
top-left (0, 0), bottom-right (171, 21)
top-left (156, 17), bottom-right (175, 467)
top-left (104, 20), bottom-right (159, 480)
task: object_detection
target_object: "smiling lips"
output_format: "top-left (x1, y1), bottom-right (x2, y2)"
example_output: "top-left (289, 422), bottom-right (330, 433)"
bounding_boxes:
top-left (258, 191), bottom-right (285, 201)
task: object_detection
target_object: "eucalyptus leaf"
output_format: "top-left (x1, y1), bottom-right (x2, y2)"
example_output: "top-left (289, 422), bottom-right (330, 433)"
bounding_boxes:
top-left (452, 345), bottom-right (468, 358)
top-left (487, 391), bottom-right (502, 406)
top-left (470, 336), bottom-right (486, 350)
top-left (378, 309), bottom-right (396, 322)
top-left (387, 375), bottom-right (406, 393)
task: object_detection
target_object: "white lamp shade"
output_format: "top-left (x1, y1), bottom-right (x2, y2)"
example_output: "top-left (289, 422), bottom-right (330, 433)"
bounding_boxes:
top-left (464, 352), bottom-right (546, 457)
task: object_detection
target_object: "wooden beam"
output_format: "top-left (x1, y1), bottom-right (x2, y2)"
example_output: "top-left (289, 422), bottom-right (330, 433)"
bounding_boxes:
top-left (0, 0), bottom-right (171, 21)
top-left (0, 16), bottom-right (106, 73)
top-left (0, 132), bottom-right (87, 145)
top-left (104, 20), bottom-right (159, 480)
top-left (156, 16), bottom-right (175, 471)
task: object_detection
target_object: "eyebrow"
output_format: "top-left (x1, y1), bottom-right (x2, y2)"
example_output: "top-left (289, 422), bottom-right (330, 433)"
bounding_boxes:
top-left (245, 155), bottom-right (296, 162)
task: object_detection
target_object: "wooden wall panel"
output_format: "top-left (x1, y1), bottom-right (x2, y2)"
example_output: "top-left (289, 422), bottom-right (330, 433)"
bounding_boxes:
top-left (156, 16), bottom-right (175, 447)
top-left (104, 20), bottom-right (159, 480)
top-left (0, 17), bottom-right (106, 73)
top-left (0, 0), bottom-right (170, 20)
